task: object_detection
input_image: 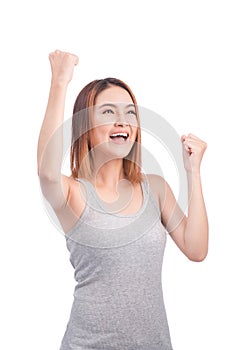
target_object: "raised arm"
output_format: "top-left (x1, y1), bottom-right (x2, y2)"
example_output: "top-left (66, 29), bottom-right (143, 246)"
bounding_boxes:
top-left (37, 50), bottom-right (78, 210)
top-left (154, 133), bottom-right (208, 262)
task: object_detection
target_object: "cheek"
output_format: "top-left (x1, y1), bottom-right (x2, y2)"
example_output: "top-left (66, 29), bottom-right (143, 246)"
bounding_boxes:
top-left (131, 127), bottom-right (138, 140)
top-left (90, 126), bottom-right (110, 146)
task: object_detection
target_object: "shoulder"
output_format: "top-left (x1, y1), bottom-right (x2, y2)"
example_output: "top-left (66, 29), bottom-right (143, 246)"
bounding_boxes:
top-left (65, 175), bottom-right (87, 199)
top-left (145, 173), bottom-right (167, 193)
top-left (145, 173), bottom-right (165, 185)
top-left (55, 175), bottom-right (87, 233)
top-left (59, 175), bottom-right (87, 212)
top-left (145, 173), bottom-right (171, 208)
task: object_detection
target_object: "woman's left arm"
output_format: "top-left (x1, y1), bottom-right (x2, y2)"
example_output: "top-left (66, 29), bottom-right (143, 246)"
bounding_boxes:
top-left (159, 133), bottom-right (208, 261)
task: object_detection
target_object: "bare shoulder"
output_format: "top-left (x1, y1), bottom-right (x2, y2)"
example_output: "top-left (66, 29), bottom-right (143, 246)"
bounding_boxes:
top-left (61, 174), bottom-right (87, 210)
top-left (145, 173), bottom-right (166, 194)
top-left (62, 173), bottom-right (80, 192)
top-left (145, 173), bottom-right (165, 185)
top-left (54, 175), bottom-right (87, 233)
top-left (145, 174), bottom-right (168, 208)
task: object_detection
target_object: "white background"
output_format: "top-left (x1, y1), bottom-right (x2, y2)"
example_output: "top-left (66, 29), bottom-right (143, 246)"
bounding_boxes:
top-left (0, 1), bottom-right (233, 349)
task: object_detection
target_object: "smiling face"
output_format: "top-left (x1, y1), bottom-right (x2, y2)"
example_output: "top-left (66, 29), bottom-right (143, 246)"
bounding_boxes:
top-left (90, 85), bottom-right (139, 158)
top-left (71, 78), bottom-right (142, 183)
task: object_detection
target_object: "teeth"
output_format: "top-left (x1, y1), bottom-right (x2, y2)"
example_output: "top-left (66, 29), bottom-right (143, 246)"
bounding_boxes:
top-left (110, 133), bottom-right (128, 137)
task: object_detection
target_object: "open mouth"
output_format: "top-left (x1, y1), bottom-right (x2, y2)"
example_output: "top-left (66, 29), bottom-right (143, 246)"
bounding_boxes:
top-left (109, 132), bottom-right (129, 142)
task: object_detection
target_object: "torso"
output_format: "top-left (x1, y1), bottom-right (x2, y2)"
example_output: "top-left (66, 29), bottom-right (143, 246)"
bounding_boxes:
top-left (55, 177), bottom-right (155, 234)
top-left (59, 174), bottom-right (172, 350)
top-left (93, 179), bottom-right (144, 215)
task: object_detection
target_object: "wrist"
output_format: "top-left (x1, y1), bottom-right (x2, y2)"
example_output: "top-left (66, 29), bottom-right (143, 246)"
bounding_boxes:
top-left (186, 170), bottom-right (202, 188)
top-left (186, 169), bottom-right (201, 176)
top-left (50, 78), bottom-right (70, 89)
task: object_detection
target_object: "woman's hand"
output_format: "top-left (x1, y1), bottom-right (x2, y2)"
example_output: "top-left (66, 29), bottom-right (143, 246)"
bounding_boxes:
top-left (181, 133), bottom-right (207, 173)
top-left (49, 49), bottom-right (79, 86)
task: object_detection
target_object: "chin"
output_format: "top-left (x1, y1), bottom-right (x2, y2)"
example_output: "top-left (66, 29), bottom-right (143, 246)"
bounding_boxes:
top-left (94, 142), bottom-right (133, 161)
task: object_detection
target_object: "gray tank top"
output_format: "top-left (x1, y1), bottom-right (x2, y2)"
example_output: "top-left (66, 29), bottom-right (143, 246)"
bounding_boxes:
top-left (59, 177), bottom-right (173, 350)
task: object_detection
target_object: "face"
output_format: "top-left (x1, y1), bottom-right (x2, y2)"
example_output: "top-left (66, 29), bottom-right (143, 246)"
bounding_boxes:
top-left (90, 86), bottom-right (139, 159)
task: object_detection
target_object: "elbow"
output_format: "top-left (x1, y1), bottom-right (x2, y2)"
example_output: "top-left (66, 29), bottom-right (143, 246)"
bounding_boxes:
top-left (37, 162), bottom-right (60, 182)
top-left (187, 250), bottom-right (208, 262)
top-left (188, 255), bottom-right (207, 263)
top-left (184, 228), bottom-right (209, 263)
top-left (37, 157), bottom-right (61, 182)
top-left (37, 169), bottom-right (61, 183)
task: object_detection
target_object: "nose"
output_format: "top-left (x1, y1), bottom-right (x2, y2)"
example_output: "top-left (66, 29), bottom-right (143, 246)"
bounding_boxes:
top-left (114, 112), bottom-right (129, 126)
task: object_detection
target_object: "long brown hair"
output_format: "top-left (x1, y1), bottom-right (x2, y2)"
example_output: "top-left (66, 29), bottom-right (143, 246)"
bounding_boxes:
top-left (70, 77), bottom-right (142, 184)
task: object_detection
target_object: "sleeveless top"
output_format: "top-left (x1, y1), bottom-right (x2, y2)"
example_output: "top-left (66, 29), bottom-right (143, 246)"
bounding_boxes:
top-left (59, 177), bottom-right (173, 350)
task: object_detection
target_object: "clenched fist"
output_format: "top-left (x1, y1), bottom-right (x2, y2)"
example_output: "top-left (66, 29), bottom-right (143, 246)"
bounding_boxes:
top-left (181, 133), bottom-right (207, 173)
top-left (49, 49), bottom-right (79, 85)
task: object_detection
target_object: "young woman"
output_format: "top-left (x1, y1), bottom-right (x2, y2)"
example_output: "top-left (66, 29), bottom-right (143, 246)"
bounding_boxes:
top-left (37, 50), bottom-right (208, 350)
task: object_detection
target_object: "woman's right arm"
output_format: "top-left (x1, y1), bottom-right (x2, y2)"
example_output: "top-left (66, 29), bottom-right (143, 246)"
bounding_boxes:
top-left (37, 50), bottom-right (79, 210)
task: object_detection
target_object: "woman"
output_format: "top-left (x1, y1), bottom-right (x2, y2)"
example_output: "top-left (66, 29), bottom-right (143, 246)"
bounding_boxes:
top-left (37, 50), bottom-right (208, 350)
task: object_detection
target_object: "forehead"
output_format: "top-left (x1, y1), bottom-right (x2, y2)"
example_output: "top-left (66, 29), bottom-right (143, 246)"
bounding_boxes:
top-left (95, 86), bottom-right (133, 106)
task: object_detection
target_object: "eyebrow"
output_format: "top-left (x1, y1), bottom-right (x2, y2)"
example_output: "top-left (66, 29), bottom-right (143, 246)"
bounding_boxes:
top-left (97, 103), bottom-right (136, 110)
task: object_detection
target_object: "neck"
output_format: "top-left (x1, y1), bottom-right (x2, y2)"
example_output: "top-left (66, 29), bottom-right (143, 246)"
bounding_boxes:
top-left (92, 158), bottom-right (126, 188)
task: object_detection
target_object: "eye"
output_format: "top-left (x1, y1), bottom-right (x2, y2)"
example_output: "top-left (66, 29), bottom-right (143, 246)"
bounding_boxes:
top-left (127, 110), bottom-right (137, 116)
top-left (103, 109), bottom-right (114, 115)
